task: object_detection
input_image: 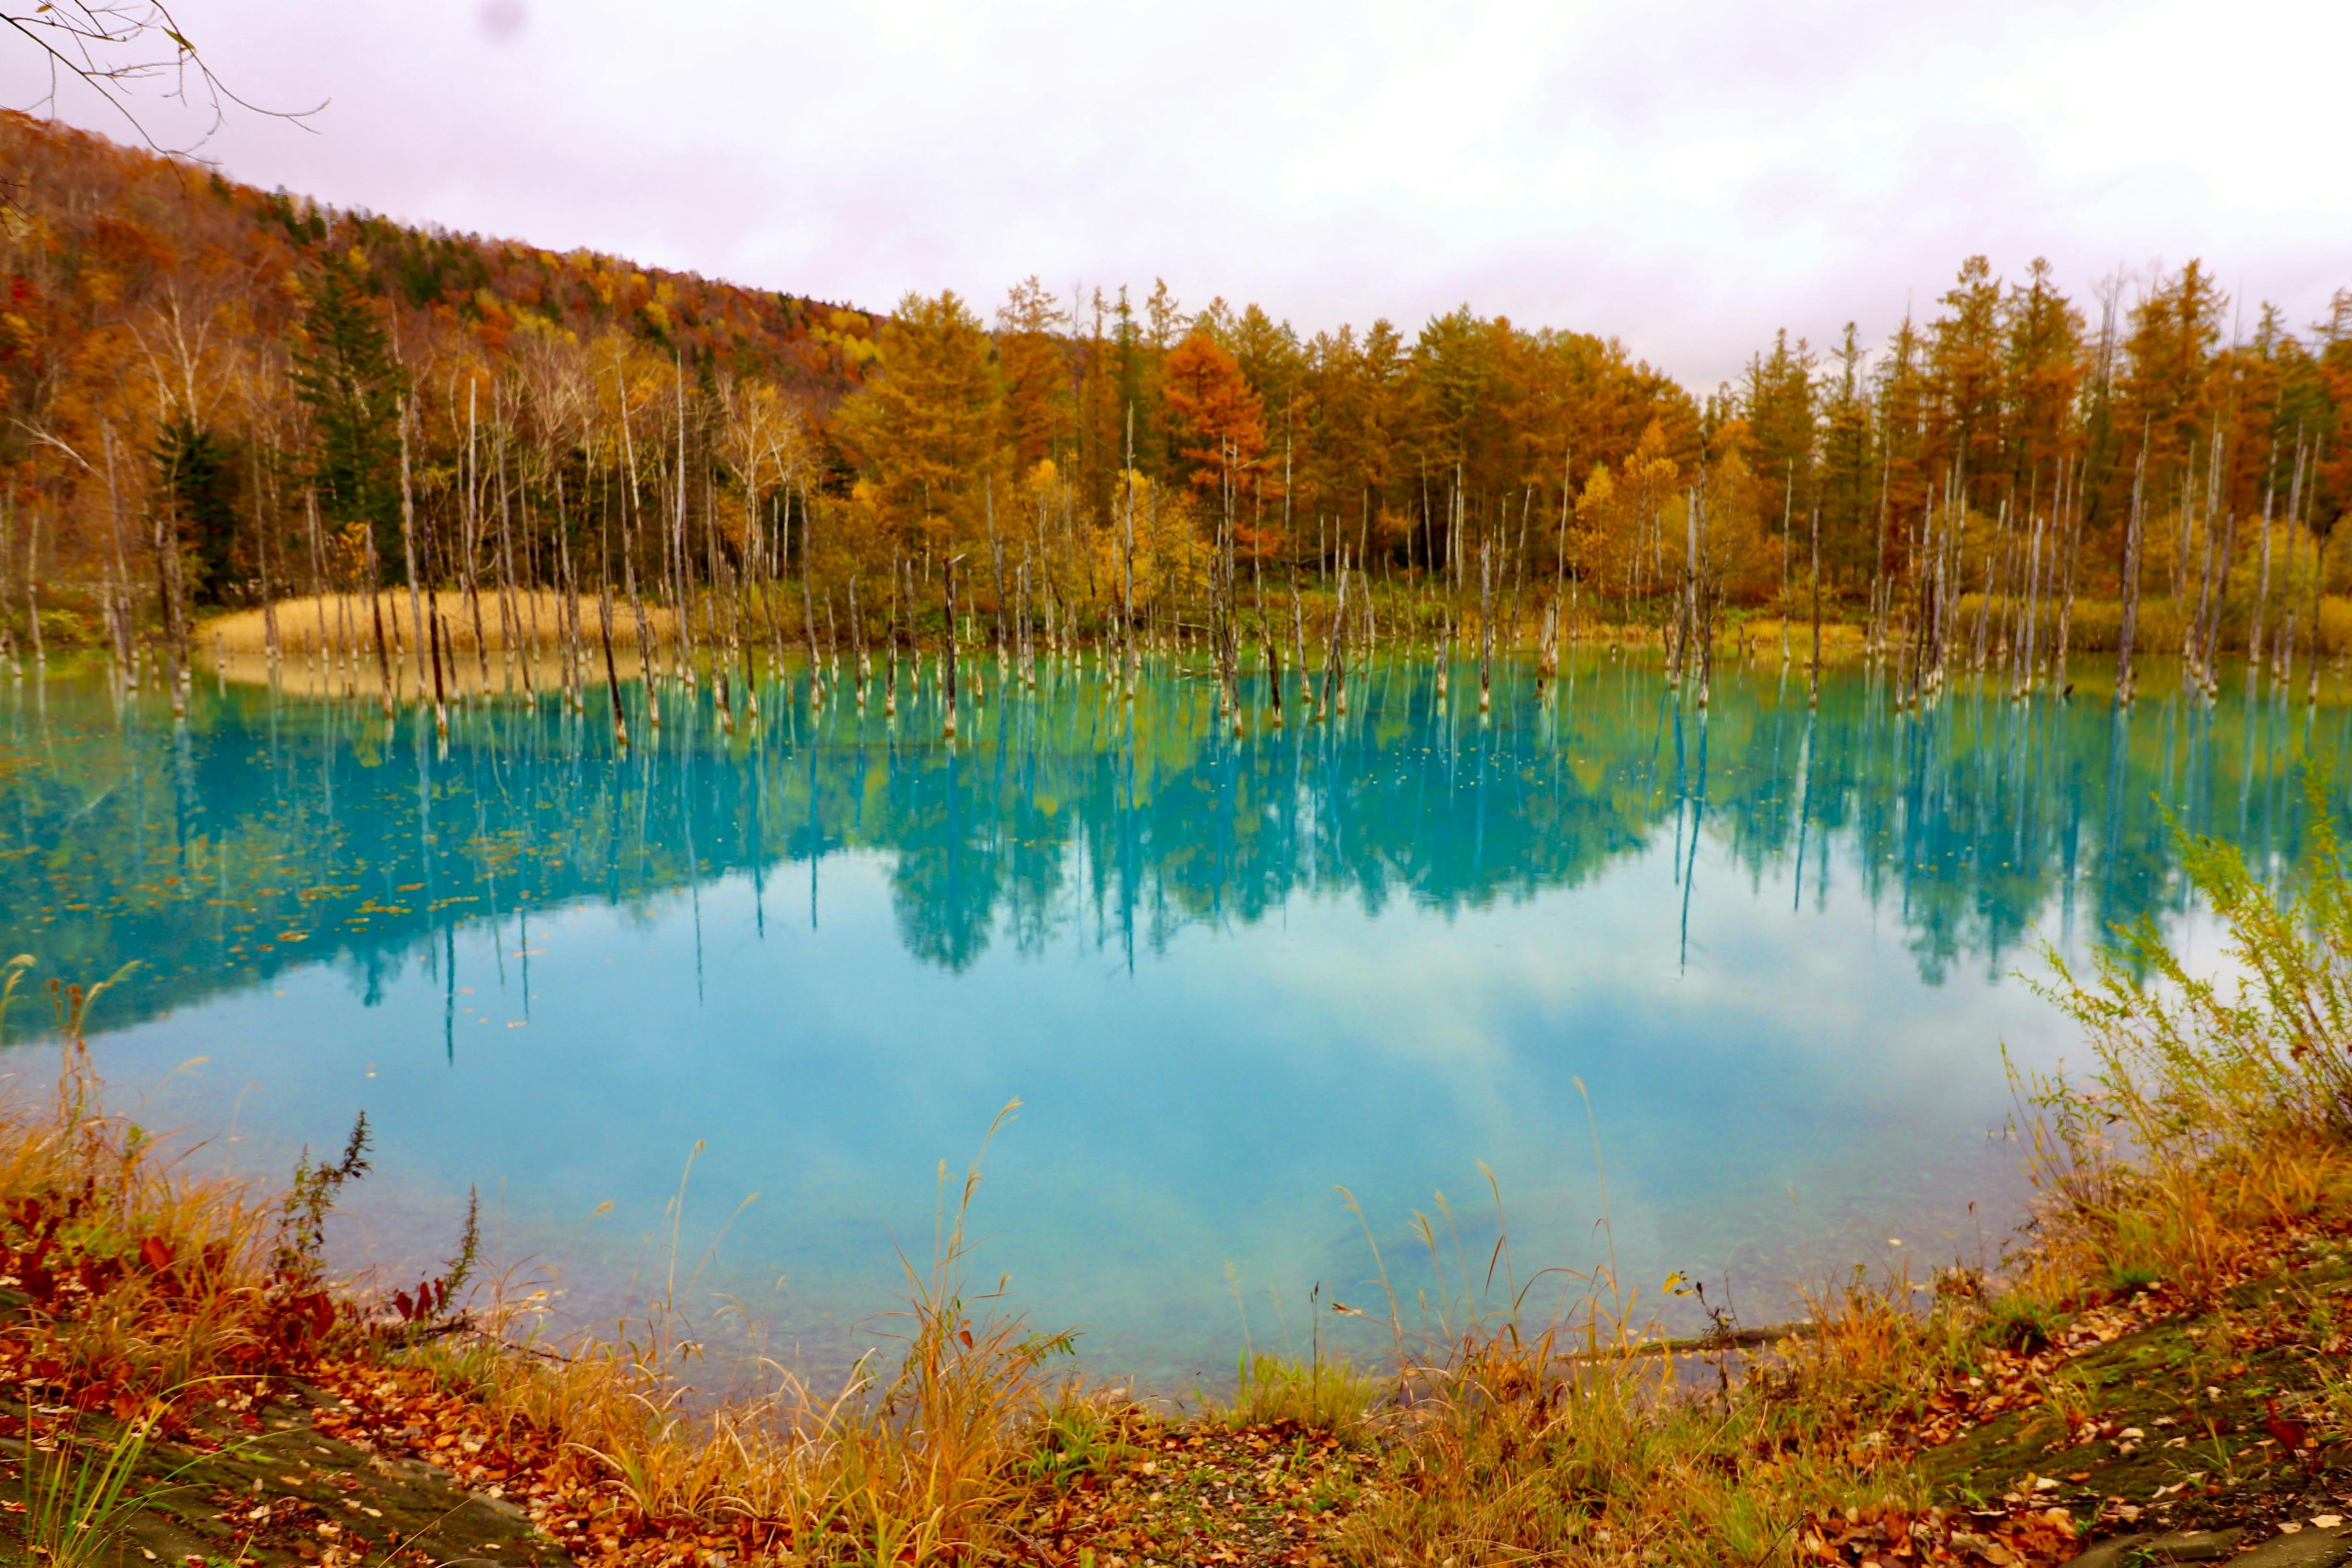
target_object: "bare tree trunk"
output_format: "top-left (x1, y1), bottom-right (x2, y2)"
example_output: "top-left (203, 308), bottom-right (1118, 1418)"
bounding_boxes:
top-left (2116, 436), bottom-right (2147, 706)
top-left (597, 516), bottom-right (627, 748)
top-left (1316, 562), bottom-right (1348, 721)
top-left (24, 509), bottom-right (42, 671)
top-left (365, 529), bottom-right (393, 713)
top-left (306, 491), bottom-right (330, 674)
top-left (466, 383), bottom-right (492, 695)
top-left (1477, 538), bottom-right (1493, 714)
top-left (1292, 576), bottom-right (1310, 706)
top-left (1807, 503), bottom-right (1822, 707)
top-left (2308, 538), bottom-right (2327, 707)
top-left (943, 554), bottom-right (960, 739)
top-left (2249, 447), bottom-right (2282, 691)
top-left (398, 401), bottom-right (443, 736)
top-left (614, 357), bottom-right (658, 726)
top-left (1779, 462), bottom-right (1793, 666)
top-left (988, 478), bottom-right (1008, 673)
top-left (2196, 443), bottom-right (2235, 697)
top-left (0, 497), bottom-right (15, 673)
top-left (801, 502), bottom-right (824, 709)
top-left (2015, 483), bottom-right (2045, 700)
top-left (886, 550), bottom-right (901, 716)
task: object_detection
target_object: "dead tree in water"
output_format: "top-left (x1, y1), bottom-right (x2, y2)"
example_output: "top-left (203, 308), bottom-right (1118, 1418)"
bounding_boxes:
top-left (366, 530), bottom-right (394, 714)
top-left (2116, 435), bottom-right (2148, 707)
top-left (612, 358), bottom-right (658, 728)
top-left (1807, 503), bottom-right (1822, 708)
top-left (800, 515), bottom-right (824, 709)
top-left (1778, 461), bottom-right (1794, 666)
top-left (398, 401), bottom-right (445, 738)
top-left (1316, 563), bottom-right (1349, 722)
top-left (943, 554), bottom-right (962, 739)
top-left (1267, 633), bottom-right (1284, 727)
top-left (2248, 443), bottom-right (2282, 693)
top-left (1477, 538), bottom-right (1493, 715)
top-left (885, 554), bottom-right (901, 717)
top-left (850, 575), bottom-right (869, 696)
top-left (2053, 459), bottom-right (2082, 696)
top-left (1291, 578), bottom-right (1310, 707)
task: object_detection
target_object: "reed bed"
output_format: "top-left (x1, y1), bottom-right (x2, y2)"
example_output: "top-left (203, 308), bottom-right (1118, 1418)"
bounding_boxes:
top-left (179, 587), bottom-right (2351, 663)
top-left (205, 591), bottom-right (673, 656)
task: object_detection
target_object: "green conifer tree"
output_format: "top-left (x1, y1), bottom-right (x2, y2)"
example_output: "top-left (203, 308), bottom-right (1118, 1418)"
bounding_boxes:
top-left (291, 251), bottom-right (402, 573)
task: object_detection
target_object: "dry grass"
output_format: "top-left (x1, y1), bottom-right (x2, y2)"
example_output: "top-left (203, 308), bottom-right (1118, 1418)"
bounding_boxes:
top-left (205, 591), bottom-right (676, 656)
top-left (0, 960), bottom-right (325, 1405)
top-left (1299, 1189), bottom-right (1959, 1567)
top-left (1208, 1352), bottom-right (1382, 1438)
top-left (401, 1105), bottom-right (1083, 1566)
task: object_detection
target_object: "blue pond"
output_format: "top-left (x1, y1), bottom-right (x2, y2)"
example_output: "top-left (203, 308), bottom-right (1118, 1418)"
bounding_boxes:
top-left (0, 655), bottom-right (2342, 1388)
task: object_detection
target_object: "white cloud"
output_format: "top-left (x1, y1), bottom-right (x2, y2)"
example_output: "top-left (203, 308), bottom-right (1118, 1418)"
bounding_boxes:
top-left (13, 0), bottom-right (2348, 385)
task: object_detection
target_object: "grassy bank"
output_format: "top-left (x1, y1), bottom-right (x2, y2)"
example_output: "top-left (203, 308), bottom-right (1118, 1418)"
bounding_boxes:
top-left (1, 778), bottom-right (2348, 1567)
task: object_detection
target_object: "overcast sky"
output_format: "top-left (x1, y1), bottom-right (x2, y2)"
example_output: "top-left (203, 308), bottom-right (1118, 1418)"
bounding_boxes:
top-left (18, 0), bottom-right (2350, 389)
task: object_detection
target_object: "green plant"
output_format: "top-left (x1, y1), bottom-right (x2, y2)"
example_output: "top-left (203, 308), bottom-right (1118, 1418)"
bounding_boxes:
top-left (273, 1110), bottom-right (372, 1288)
top-left (16, 1401), bottom-right (160, 1568)
top-left (2022, 762), bottom-right (2352, 1297)
top-left (390, 1184), bottom-right (481, 1329)
top-left (1023, 1389), bottom-right (1137, 1491)
top-left (1984, 1292), bottom-right (2059, 1352)
top-left (1215, 1352), bottom-right (1379, 1437)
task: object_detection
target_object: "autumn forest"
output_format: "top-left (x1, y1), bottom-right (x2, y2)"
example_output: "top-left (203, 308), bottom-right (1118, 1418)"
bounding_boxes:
top-left (5, 111), bottom-right (2348, 722)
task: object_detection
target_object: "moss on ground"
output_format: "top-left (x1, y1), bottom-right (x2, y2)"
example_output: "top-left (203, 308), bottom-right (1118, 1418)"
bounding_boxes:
top-left (1917, 1240), bottom-right (2352, 1550)
top-left (0, 1378), bottom-right (563, 1568)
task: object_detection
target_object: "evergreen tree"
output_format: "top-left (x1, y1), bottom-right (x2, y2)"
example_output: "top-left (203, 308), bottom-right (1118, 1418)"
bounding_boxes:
top-left (1817, 324), bottom-right (1877, 581)
top-left (153, 415), bottom-right (241, 603)
top-left (1929, 255), bottom-right (2008, 507)
top-left (290, 251), bottom-right (401, 573)
top-left (997, 277), bottom-right (1071, 469)
top-left (2000, 258), bottom-right (2084, 494)
top-left (1745, 328), bottom-right (1819, 551)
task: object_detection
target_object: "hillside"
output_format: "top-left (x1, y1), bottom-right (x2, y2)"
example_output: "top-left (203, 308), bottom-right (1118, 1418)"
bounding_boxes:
top-left (2, 110), bottom-right (878, 401)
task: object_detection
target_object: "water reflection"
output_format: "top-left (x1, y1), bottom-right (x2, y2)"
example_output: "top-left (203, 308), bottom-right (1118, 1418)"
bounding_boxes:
top-left (2, 657), bottom-right (2339, 1020)
top-left (0, 656), bottom-right (2343, 1384)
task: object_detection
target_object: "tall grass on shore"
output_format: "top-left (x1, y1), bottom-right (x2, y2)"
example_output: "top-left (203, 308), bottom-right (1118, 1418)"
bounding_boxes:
top-left (402, 1106), bottom-right (1088, 1566)
top-left (0, 959), bottom-right (324, 1403)
top-left (180, 586), bottom-right (2348, 667)
top-left (2021, 767), bottom-right (2352, 1300)
top-left (0, 1031), bottom-right (1093, 1566)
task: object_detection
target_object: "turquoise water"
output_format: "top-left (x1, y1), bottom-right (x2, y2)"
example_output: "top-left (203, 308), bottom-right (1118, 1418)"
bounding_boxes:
top-left (0, 655), bottom-right (2343, 1387)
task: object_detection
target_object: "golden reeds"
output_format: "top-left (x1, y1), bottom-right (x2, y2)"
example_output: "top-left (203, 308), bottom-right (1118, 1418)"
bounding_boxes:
top-left (205, 592), bottom-right (674, 657)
